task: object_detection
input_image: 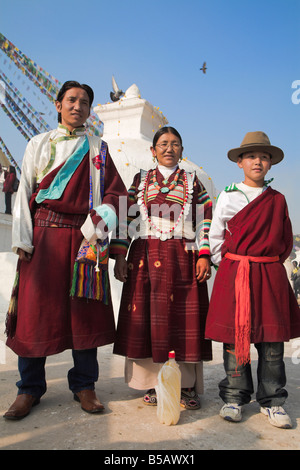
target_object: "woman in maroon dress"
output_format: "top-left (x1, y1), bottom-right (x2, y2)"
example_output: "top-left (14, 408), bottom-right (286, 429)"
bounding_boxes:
top-left (111, 127), bottom-right (213, 410)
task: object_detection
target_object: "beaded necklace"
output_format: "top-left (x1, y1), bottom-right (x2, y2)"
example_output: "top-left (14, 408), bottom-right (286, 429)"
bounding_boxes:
top-left (152, 167), bottom-right (181, 193)
top-left (138, 168), bottom-right (189, 240)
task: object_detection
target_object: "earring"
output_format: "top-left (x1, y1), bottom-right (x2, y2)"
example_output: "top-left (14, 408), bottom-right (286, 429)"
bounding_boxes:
top-left (152, 155), bottom-right (157, 163)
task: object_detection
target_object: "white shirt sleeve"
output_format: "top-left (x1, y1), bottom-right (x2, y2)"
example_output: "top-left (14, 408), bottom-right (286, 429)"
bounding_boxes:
top-left (209, 189), bottom-right (250, 266)
top-left (12, 138), bottom-right (38, 254)
top-left (11, 130), bottom-right (85, 254)
top-left (209, 191), bottom-right (228, 266)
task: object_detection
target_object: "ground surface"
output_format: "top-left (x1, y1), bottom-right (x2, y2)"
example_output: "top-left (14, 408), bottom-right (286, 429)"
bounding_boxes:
top-left (1, 252), bottom-right (299, 452)
top-left (1, 335), bottom-right (299, 451)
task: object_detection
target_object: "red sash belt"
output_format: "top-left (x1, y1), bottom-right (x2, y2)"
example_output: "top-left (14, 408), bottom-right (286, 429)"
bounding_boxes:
top-left (224, 252), bottom-right (280, 366)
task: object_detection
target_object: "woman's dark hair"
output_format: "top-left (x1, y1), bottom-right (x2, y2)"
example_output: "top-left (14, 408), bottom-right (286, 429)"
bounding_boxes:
top-left (56, 80), bottom-right (94, 123)
top-left (152, 126), bottom-right (183, 147)
top-left (9, 165), bottom-right (16, 174)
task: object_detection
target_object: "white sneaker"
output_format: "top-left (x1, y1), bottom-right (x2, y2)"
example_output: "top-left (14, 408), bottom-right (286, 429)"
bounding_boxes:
top-left (260, 406), bottom-right (292, 429)
top-left (220, 403), bottom-right (242, 422)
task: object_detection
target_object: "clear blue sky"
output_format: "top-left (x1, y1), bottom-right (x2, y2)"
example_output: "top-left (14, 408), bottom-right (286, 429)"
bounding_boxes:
top-left (1, 0), bottom-right (300, 232)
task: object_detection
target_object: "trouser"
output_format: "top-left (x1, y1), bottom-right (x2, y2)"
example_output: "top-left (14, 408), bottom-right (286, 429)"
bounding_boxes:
top-left (16, 349), bottom-right (99, 399)
top-left (219, 342), bottom-right (288, 407)
top-left (5, 192), bottom-right (12, 214)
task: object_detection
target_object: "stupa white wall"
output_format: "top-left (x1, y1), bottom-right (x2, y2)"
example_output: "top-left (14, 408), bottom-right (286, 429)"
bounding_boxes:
top-left (0, 183), bottom-right (18, 315)
top-left (0, 183), bottom-right (16, 251)
top-left (94, 83), bottom-right (217, 201)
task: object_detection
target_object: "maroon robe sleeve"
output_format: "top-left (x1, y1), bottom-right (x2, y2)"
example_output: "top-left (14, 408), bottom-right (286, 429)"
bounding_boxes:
top-left (192, 175), bottom-right (212, 258)
top-left (109, 172), bottom-right (140, 257)
top-left (279, 198), bottom-right (294, 264)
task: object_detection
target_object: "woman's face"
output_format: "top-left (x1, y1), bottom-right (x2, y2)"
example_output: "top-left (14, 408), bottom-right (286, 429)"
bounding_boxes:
top-left (151, 132), bottom-right (183, 167)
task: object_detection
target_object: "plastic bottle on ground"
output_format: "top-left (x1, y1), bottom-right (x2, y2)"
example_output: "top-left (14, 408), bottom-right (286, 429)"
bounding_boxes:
top-left (156, 351), bottom-right (181, 425)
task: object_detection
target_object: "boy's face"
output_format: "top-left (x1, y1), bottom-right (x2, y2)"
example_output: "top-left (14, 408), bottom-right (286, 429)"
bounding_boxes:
top-left (237, 151), bottom-right (271, 187)
top-left (55, 87), bottom-right (90, 131)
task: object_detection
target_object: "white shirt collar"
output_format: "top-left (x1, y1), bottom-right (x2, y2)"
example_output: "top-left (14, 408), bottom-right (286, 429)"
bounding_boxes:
top-left (157, 164), bottom-right (178, 179)
top-left (57, 124), bottom-right (86, 136)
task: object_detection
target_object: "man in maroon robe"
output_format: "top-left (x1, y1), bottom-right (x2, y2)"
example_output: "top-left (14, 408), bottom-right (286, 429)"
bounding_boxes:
top-left (4, 81), bottom-right (128, 420)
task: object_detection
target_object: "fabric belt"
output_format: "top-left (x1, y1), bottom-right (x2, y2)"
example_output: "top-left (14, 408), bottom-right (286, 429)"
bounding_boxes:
top-left (224, 252), bottom-right (280, 366)
top-left (34, 207), bottom-right (86, 228)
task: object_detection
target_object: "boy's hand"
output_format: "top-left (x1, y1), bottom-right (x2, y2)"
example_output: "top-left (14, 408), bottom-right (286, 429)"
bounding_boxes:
top-left (196, 257), bottom-right (211, 283)
top-left (114, 254), bottom-right (128, 283)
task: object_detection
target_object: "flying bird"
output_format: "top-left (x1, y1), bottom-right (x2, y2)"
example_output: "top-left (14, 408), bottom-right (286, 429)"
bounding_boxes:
top-left (110, 75), bottom-right (124, 102)
top-left (200, 62), bottom-right (207, 74)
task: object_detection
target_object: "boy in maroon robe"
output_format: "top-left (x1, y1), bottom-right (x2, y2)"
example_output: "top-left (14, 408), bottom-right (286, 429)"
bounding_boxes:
top-left (4, 81), bottom-right (128, 420)
top-left (205, 131), bottom-right (300, 429)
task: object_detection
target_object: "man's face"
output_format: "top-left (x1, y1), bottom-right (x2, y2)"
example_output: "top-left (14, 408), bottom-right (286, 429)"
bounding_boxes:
top-left (55, 87), bottom-right (90, 131)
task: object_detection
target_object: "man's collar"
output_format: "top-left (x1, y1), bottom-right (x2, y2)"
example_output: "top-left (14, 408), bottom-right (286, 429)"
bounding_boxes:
top-left (57, 123), bottom-right (86, 136)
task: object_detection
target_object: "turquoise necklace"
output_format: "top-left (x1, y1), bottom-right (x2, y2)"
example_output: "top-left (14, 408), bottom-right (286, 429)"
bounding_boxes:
top-left (152, 168), bottom-right (181, 193)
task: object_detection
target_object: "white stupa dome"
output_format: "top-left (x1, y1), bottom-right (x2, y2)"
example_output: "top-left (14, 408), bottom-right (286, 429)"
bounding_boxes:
top-left (94, 82), bottom-right (217, 201)
top-left (123, 84), bottom-right (141, 99)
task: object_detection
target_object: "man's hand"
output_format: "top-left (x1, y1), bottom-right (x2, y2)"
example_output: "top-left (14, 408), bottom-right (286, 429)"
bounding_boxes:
top-left (17, 248), bottom-right (32, 262)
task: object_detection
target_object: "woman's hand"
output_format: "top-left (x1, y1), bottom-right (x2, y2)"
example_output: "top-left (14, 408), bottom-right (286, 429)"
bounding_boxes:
top-left (114, 254), bottom-right (128, 282)
top-left (17, 248), bottom-right (32, 262)
top-left (196, 257), bottom-right (211, 283)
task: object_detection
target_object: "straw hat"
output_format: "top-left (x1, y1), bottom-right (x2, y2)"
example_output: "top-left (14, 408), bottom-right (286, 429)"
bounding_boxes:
top-left (227, 131), bottom-right (284, 165)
